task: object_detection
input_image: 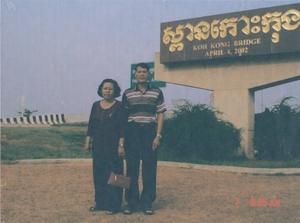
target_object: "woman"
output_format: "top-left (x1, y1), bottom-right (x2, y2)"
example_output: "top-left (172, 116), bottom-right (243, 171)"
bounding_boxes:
top-left (84, 79), bottom-right (127, 215)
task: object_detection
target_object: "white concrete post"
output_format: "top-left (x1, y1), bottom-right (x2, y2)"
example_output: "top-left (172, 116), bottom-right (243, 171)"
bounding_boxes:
top-left (16, 117), bottom-right (23, 124)
top-left (23, 117), bottom-right (30, 124)
top-left (214, 89), bottom-right (255, 158)
top-left (58, 114), bottom-right (64, 124)
top-left (9, 118), bottom-right (15, 124)
top-left (29, 116), bottom-right (35, 124)
top-left (46, 115), bottom-right (53, 125)
top-left (41, 116), bottom-right (48, 124)
top-left (35, 116), bottom-right (42, 124)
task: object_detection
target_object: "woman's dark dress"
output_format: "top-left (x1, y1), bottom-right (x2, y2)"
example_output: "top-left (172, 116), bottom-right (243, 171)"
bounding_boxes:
top-left (87, 100), bottom-right (127, 212)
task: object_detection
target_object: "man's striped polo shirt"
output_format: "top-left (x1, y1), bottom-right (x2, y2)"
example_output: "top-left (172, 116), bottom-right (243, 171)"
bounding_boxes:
top-left (122, 83), bottom-right (167, 123)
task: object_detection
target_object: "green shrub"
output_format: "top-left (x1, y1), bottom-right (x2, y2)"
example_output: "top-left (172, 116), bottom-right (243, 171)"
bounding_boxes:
top-left (161, 100), bottom-right (242, 161)
top-left (254, 97), bottom-right (300, 160)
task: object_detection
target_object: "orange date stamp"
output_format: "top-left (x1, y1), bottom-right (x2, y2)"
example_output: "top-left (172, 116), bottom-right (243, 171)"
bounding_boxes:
top-left (235, 198), bottom-right (280, 207)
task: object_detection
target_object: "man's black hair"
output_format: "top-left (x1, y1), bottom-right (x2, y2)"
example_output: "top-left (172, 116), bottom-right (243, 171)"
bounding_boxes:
top-left (135, 63), bottom-right (149, 72)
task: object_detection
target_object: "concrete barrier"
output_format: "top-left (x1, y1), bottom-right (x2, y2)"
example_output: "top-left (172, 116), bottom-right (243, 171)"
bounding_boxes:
top-left (23, 117), bottom-right (29, 125)
top-left (2, 118), bottom-right (8, 124)
top-left (29, 116), bottom-right (35, 124)
top-left (34, 116), bottom-right (42, 124)
top-left (16, 117), bottom-right (23, 124)
top-left (1, 114), bottom-right (66, 125)
top-left (46, 115), bottom-right (54, 125)
top-left (40, 115), bottom-right (48, 124)
top-left (57, 114), bottom-right (64, 124)
top-left (1, 113), bottom-right (172, 126)
top-left (9, 118), bottom-right (15, 124)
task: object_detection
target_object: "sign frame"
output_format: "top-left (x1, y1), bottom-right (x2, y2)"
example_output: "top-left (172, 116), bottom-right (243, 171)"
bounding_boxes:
top-left (160, 3), bottom-right (300, 63)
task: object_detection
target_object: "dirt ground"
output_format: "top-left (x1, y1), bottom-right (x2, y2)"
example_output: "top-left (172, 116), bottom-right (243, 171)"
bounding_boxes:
top-left (1, 162), bottom-right (300, 223)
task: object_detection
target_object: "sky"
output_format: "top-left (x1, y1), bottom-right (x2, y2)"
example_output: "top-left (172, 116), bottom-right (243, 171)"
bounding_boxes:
top-left (1, 0), bottom-right (300, 118)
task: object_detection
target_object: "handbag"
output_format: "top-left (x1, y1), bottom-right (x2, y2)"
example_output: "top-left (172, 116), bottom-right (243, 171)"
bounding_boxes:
top-left (107, 172), bottom-right (131, 189)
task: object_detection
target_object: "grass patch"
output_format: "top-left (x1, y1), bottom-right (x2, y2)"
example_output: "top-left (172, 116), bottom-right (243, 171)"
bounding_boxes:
top-left (1, 126), bottom-right (91, 160)
top-left (1, 126), bottom-right (300, 168)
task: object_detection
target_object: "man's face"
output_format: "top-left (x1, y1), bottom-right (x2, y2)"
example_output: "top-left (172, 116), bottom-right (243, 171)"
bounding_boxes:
top-left (135, 66), bottom-right (150, 84)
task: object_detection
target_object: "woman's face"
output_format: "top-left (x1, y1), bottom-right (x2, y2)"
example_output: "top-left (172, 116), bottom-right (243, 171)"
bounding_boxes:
top-left (102, 82), bottom-right (114, 100)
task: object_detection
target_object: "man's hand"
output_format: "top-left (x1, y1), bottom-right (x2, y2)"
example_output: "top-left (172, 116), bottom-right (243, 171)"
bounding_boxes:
top-left (152, 136), bottom-right (160, 151)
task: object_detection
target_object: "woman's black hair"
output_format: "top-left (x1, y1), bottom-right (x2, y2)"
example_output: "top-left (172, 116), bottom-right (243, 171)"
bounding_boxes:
top-left (97, 79), bottom-right (121, 98)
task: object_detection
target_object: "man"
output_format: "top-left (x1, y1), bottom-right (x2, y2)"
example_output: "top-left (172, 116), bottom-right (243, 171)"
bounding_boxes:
top-left (122, 62), bottom-right (166, 215)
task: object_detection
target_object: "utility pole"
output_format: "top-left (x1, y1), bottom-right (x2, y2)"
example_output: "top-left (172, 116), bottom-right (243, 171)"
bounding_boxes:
top-left (21, 95), bottom-right (25, 116)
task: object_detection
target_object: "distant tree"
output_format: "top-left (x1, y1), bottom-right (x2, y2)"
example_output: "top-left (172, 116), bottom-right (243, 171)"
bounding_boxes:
top-left (17, 108), bottom-right (38, 117)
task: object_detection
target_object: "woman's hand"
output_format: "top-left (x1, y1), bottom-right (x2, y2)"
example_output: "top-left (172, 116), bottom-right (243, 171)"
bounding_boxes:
top-left (118, 146), bottom-right (125, 156)
top-left (84, 145), bottom-right (90, 154)
top-left (84, 136), bottom-right (91, 154)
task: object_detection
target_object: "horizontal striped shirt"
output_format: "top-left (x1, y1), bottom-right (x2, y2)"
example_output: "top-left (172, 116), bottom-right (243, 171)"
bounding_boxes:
top-left (122, 83), bottom-right (167, 123)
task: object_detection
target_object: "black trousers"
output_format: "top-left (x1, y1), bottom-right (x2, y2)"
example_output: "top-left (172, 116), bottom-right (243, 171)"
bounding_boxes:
top-left (92, 152), bottom-right (123, 212)
top-left (124, 122), bottom-right (158, 208)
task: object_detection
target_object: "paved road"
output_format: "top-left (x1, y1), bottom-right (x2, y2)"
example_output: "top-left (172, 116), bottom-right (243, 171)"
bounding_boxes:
top-left (2, 161), bottom-right (300, 223)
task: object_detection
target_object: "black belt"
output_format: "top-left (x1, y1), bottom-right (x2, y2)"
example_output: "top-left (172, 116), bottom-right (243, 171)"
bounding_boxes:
top-left (129, 122), bottom-right (156, 127)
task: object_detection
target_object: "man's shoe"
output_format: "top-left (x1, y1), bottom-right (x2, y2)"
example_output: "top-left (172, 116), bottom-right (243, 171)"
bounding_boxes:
top-left (142, 206), bottom-right (154, 215)
top-left (123, 203), bottom-right (139, 215)
top-left (141, 204), bottom-right (154, 215)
